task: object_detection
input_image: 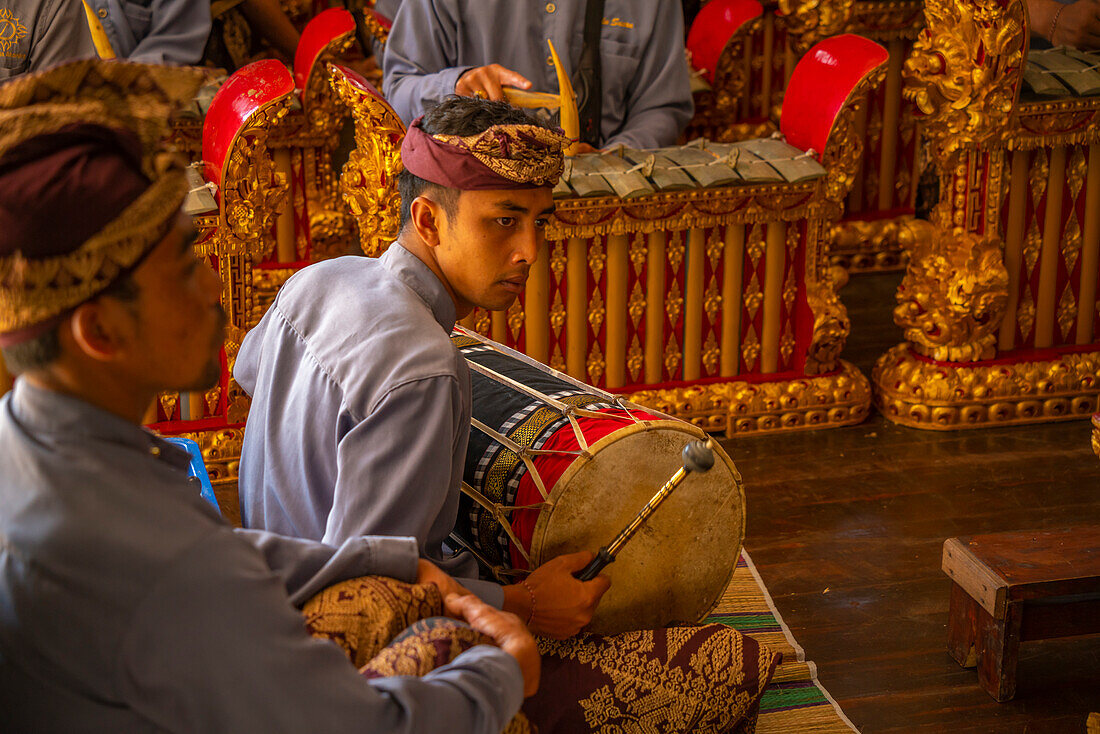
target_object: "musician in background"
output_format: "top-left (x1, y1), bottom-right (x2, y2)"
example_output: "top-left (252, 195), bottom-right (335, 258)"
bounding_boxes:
top-left (235, 96), bottom-right (611, 639)
top-left (84, 0), bottom-right (211, 64)
top-left (1028, 0), bottom-right (1100, 50)
top-left (382, 0), bottom-right (693, 151)
top-left (0, 62), bottom-right (537, 732)
top-left (0, 0), bottom-right (97, 79)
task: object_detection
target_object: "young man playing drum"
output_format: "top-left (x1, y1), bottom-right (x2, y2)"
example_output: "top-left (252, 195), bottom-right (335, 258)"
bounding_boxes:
top-left (236, 96), bottom-right (610, 637)
top-left (0, 62), bottom-right (539, 732)
top-left (236, 96), bottom-right (778, 732)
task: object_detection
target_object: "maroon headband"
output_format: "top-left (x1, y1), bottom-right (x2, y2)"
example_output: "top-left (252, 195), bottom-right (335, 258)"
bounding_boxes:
top-left (400, 116), bottom-right (566, 190)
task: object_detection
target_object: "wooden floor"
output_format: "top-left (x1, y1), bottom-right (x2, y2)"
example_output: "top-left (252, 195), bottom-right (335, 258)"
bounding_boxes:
top-left (718, 272), bottom-right (1100, 734)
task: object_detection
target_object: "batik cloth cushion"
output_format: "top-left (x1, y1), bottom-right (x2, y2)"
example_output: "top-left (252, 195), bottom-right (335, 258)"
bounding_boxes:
top-left (302, 576), bottom-right (779, 734)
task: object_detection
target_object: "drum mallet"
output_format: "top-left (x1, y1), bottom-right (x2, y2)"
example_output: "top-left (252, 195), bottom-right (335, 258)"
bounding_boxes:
top-left (575, 438), bottom-right (716, 581)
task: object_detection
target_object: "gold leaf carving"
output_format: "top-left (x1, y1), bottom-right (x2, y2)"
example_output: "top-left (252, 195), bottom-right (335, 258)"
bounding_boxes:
top-left (159, 392), bottom-right (178, 422)
top-left (702, 332), bottom-right (720, 377)
top-left (629, 233), bottom-right (647, 275)
top-left (627, 336), bottom-right (643, 383)
top-left (664, 335), bottom-right (682, 378)
top-left (550, 291), bottom-right (566, 336)
top-left (628, 281), bottom-right (646, 328)
top-left (550, 241), bottom-right (567, 280)
top-left (587, 342), bottom-right (605, 386)
top-left (893, 221), bottom-right (1008, 362)
top-left (666, 280), bottom-right (684, 327)
top-left (507, 299), bottom-right (524, 341)
top-left (1057, 287), bottom-right (1077, 342)
top-left (588, 289), bottom-right (606, 334)
top-left (742, 326), bottom-right (760, 373)
top-left (588, 238), bottom-right (606, 284)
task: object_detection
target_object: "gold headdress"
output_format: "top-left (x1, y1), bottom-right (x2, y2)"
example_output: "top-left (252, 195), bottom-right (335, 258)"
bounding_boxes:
top-left (0, 60), bottom-right (206, 342)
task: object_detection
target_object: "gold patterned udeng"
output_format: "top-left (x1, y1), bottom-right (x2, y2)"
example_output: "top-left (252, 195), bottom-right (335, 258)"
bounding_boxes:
top-left (433, 123), bottom-right (568, 186)
top-left (0, 172), bottom-right (185, 335)
top-left (0, 60), bottom-right (205, 335)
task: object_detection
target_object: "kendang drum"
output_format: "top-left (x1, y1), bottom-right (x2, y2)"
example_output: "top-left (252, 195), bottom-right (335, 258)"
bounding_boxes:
top-left (450, 328), bottom-right (746, 635)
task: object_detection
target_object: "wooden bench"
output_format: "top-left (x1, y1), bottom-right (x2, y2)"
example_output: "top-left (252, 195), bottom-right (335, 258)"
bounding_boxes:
top-left (942, 528), bottom-right (1100, 701)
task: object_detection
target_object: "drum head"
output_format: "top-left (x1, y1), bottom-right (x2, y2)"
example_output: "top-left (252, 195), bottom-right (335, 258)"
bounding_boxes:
top-left (530, 421), bottom-right (745, 635)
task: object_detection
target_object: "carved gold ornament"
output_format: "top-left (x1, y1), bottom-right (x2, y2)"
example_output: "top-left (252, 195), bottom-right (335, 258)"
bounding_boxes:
top-left (628, 360), bottom-right (871, 434)
top-left (874, 345), bottom-right (1100, 429)
top-left (902, 0), bottom-right (1025, 156)
top-left (330, 64), bottom-right (405, 257)
top-left (778, 0), bottom-right (855, 55)
top-left (892, 220), bottom-right (1008, 363)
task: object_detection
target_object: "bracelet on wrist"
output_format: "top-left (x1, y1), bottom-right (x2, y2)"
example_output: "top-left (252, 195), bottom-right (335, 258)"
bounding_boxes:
top-left (1050, 3), bottom-right (1066, 44)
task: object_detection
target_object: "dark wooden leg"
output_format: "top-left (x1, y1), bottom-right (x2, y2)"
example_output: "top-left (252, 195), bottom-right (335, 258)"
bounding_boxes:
top-left (947, 583), bottom-right (980, 668)
top-left (975, 600), bottom-right (1022, 702)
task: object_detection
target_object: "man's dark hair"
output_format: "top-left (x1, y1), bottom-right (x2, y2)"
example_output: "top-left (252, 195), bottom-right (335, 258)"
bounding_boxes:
top-left (1, 271), bottom-right (140, 375)
top-left (397, 96), bottom-right (559, 231)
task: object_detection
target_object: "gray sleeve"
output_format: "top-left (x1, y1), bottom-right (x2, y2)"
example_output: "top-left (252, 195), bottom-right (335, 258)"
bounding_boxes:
top-left (116, 530), bottom-right (524, 733)
top-left (604, 1), bottom-right (694, 150)
top-left (128, 0), bottom-right (212, 65)
top-left (324, 376), bottom-right (504, 609)
top-left (233, 530), bottom-right (421, 607)
top-left (30, 0), bottom-right (99, 72)
top-left (382, 0), bottom-right (473, 124)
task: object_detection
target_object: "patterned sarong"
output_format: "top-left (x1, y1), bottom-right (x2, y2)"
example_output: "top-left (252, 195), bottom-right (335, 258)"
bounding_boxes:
top-left (303, 576), bottom-right (778, 734)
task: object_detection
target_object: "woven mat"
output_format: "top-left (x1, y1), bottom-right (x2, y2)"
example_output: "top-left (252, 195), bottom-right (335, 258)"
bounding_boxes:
top-left (706, 551), bottom-right (859, 733)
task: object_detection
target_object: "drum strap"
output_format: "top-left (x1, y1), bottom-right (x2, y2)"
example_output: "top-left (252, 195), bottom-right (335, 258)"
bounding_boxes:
top-left (470, 418), bottom-right (561, 500)
top-left (458, 481), bottom-right (538, 565)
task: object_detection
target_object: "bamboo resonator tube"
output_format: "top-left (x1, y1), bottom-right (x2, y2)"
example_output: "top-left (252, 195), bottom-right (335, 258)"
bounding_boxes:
top-left (999, 143), bottom-right (1100, 351)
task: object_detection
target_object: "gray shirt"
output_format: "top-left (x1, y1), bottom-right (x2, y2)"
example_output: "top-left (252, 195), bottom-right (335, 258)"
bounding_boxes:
top-left (0, 0), bottom-right (99, 79)
top-left (86, 0), bottom-right (210, 64)
top-left (382, 0), bottom-right (693, 149)
top-left (235, 245), bottom-right (504, 607)
top-left (0, 380), bottom-right (522, 733)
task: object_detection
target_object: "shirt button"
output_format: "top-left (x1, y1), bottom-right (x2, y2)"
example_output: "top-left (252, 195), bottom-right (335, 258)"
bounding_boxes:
top-left (546, 2), bottom-right (555, 12)
top-left (150, 446), bottom-right (161, 457)
top-left (97, 7), bottom-right (107, 18)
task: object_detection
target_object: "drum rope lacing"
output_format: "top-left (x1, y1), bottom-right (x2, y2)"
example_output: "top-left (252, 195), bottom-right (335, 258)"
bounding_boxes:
top-left (455, 326), bottom-right (652, 428)
top-left (454, 327), bottom-right (666, 573)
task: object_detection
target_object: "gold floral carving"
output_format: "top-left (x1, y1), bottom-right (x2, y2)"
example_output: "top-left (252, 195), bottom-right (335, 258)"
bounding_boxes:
top-left (362, 10), bottom-right (390, 45)
top-left (627, 360), bottom-right (871, 434)
top-left (216, 101), bottom-right (292, 266)
top-left (1092, 414), bottom-right (1100, 460)
top-left (301, 32), bottom-right (355, 136)
top-left (804, 275), bottom-right (850, 375)
top-left (892, 220), bottom-right (1008, 363)
top-left (874, 345), bottom-right (1100, 429)
top-left (827, 216), bottom-right (911, 271)
top-left (902, 0), bottom-right (1025, 157)
top-left (778, 0), bottom-right (855, 55)
top-left (330, 64), bottom-right (406, 257)
top-left (820, 68), bottom-right (886, 206)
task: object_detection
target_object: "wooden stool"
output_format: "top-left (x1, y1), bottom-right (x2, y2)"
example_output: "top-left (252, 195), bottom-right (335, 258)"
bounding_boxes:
top-left (942, 528), bottom-right (1100, 701)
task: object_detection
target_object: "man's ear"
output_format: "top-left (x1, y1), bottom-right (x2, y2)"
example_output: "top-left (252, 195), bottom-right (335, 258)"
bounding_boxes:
top-left (68, 300), bottom-right (129, 363)
top-left (410, 195), bottom-right (443, 247)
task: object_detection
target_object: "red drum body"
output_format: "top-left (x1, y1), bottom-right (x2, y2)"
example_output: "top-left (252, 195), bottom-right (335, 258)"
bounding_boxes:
top-left (452, 329), bottom-right (746, 635)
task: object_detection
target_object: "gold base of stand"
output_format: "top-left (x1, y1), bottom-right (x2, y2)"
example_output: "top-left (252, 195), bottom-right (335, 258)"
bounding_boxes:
top-left (874, 344), bottom-right (1100, 430)
top-left (625, 360), bottom-right (872, 435)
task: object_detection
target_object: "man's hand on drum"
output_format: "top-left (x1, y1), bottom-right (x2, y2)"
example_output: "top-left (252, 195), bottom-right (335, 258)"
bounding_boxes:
top-left (455, 64), bottom-right (532, 102)
top-left (445, 593), bottom-right (541, 697)
top-left (502, 550), bottom-right (611, 639)
top-left (416, 559), bottom-right (473, 600)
